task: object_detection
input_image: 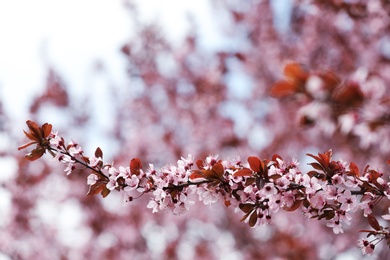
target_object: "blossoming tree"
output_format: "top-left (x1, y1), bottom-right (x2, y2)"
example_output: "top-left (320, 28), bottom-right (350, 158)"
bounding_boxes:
top-left (6, 0), bottom-right (390, 259)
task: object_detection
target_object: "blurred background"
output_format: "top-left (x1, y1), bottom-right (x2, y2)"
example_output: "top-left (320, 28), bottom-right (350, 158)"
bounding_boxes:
top-left (1, 0), bottom-right (390, 259)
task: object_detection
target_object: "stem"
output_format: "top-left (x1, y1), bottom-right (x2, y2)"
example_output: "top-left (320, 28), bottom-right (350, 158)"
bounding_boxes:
top-left (162, 179), bottom-right (213, 191)
top-left (49, 147), bottom-right (109, 181)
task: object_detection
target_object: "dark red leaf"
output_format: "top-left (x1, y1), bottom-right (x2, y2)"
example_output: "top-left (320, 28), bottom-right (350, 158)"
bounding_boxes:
top-left (239, 203), bottom-right (256, 214)
top-left (367, 214), bottom-right (382, 231)
top-left (249, 211), bottom-right (258, 227)
top-left (212, 163), bottom-right (224, 179)
top-left (87, 182), bottom-right (105, 196)
top-left (130, 158), bottom-right (142, 175)
top-left (94, 147), bottom-right (103, 158)
top-left (189, 170), bottom-right (206, 180)
top-left (309, 162), bottom-right (324, 171)
top-left (248, 156), bottom-right (263, 173)
top-left (271, 154), bottom-right (283, 163)
top-left (25, 147), bottom-right (46, 161)
top-left (284, 62), bottom-right (308, 82)
top-left (244, 178), bottom-right (255, 186)
top-left (234, 168), bottom-right (253, 177)
top-left (283, 200), bottom-right (302, 212)
top-left (270, 81), bottom-right (298, 97)
top-left (26, 120), bottom-right (41, 140)
top-left (319, 70), bottom-right (341, 93)
top-left (348, 162), bottom-right (360, 177)
top-left (332, 81), bottom-right (364, 107)
top-left (41, 123), bottom-right (52, 138)
top-left (196, 159), bottom-right (204, 170)
top-left (101, 186), bottom-right (111, 198)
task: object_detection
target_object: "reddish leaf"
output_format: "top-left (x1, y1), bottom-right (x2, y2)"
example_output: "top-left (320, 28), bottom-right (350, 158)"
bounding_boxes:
top-left (248, 211), bottom-right (258, 227)
top-left (387, 160), bottom-right (390, 165)
top-left (319, 150), bottom-right (332, 167)
top-left (87, 182), bottom-right (105, 196)
top-left (234, 168), bottom-right (253, 177)
top-left (271, 154), bottom-right (283, 163)
top-left (332, 81), bottom-right (364, 107)
top-left (348, 162), bottom-right (360, 177)
top-left (26, 120), bottom-right (41, 140)
top-left (196, 159), bottom-right (204, 170)
top-left (25, 147), bottom-right (46, 161)
top-left (41, 123), bottom-right (53, 138)
top-left (283, 200), bottom-right (302, 212)
top-left (248, 156), bottom-right (263, 173)
top-left (319, 70), bottom-right (341, 93)
top-left (245, 177), bottom-right (256, 186)
top-left (270, 81), bottom-right (298, 97)
top-left (212, 163), bottom-right (224, 179)
top-left (94, 147), bottom-right (103, 158)
top-left (81, 156), bottom-right (90, 164)
top-left (284, 62), bottom-right (308, 82)
top-left (367, 214), bottom-right (382, 231)
top-left (307, 152), bottom-right (329, 168)
top-left (309, 162), bottom-right (324, 171)
top-left (130, 158), bottom-right (142, 175)
top-left (189, 170), bottom-right (206, 180)
top-left (224, 199), bottom-right (231, 207)
top-left (239, 203), bottom-right (255, 214)
top-left (101, 186), bottom-right (111, 198)
top-left (306, 153), bottom-right (324, 165)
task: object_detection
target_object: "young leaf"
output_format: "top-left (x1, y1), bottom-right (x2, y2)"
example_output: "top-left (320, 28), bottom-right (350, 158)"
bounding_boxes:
top-left (348, 162), bottom-right (360, 177)
top-left (271, 154), bottom-right (283, 163)
top-left (239, 203), bottom-right (255, 214)
top-left (130, 158), bottom-right (142, 175)
top-left (189, 170), bottom-right (207, 180)
top-left (284, 62), bottom-right (308, 82)
top-left (248, 156), bottom-right (263, 174)
top-left (270, 81), bottom-right (297, 98)
top-left (212, 163), bottom-right (224, 179)
top-left (283, 200), bottom-right (302, 212)
top-left (248, 211), bottom-right (258, 227)
top-left (233, 168), bottom-right (253, 177)
top-left (196, 159), bottom-right (204, 170)
top-left (94, 147), bottom-right (103, 158)
top-left (367, 214), bottom-right (382, 231)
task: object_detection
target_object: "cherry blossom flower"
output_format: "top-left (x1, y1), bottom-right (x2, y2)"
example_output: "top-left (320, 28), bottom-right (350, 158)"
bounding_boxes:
top-left (358, 239), bottom-right (375, 255)
top-left (89, 156), bottom-right (103, 168)
top-left (326, 219), bottom-right (344, 234)
top-left (339, 190), bottom-right (358, 212)
top-left (87, 174), bottom-right (98, 185)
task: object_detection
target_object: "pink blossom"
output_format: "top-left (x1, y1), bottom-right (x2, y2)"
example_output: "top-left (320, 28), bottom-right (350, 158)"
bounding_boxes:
top-left (106, 178), bottom-right (118, 191)
top-left (89, 156), bottom-right (102, 168)
top-left (338, 190), bottom-right (357, 212)
top-left (147, 200), bottom-right (159, 213)
top-left (308, 190), bottom-right (326, 209)
top-left (358, 239), bottom-right (375, 255)
top-left (260, 183), bottom-right (277, 198)
top-left (124, 175), bottom-right (140, 191)
top-left (87, 174), bottom-right (98, 185)
top-left (326, 219), bottom-right (344, 234)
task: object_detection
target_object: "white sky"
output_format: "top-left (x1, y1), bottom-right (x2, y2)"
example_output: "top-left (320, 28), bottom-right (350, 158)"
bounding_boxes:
top-left (0, 0), bottom-right (221, 127)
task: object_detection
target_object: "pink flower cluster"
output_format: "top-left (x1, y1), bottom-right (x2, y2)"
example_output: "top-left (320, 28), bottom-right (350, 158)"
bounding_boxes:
top-left (19, 121), bottom-right (390, 255)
